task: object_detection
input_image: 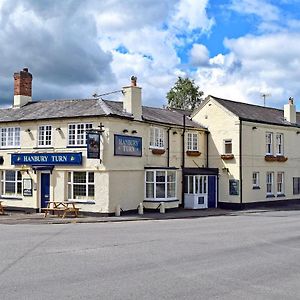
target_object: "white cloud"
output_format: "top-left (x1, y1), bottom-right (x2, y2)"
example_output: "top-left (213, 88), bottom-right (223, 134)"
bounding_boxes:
top-left (194, 33), bottom-right (300, 108)
top-left (229, 0), bottom-right (280, 22)
top-left (190, 43), bottom-right (209, 66)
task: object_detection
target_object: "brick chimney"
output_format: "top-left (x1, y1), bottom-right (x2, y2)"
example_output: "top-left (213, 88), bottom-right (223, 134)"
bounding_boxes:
top-left (122, 76), bottom-right (142, 120)
top-left (13, 68), bottom-right (32, 108)
top-left (284, 97), bottom-right (296, 123)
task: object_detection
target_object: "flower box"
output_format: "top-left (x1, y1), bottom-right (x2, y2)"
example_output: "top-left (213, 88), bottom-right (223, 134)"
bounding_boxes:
top-left (186, 151), bottom-right (201, 157)
top-left (151, 148), bottom-right (165, 155)
top-left (264, 155), bottom-right (277, 161)
top-left (276, 156), bottom-right (288, 162)
top-left (220, 154), bottom-right (234, 160)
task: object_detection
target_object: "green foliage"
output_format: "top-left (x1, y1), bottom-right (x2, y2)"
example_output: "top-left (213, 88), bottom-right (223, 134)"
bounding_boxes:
top-left (166, 77), bottom-right (204, 110)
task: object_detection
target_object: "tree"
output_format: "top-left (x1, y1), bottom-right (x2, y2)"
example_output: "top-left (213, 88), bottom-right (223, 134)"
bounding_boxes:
top-left (166, 77), bottom-right (204, 110)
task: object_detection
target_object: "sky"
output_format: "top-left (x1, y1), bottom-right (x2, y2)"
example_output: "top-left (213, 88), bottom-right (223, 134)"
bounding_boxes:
top-left (0, 0), bottom-right (300, 109)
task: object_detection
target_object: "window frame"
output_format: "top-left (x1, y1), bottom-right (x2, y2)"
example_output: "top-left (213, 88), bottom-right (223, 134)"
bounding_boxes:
top-left (266, 132), bottom-right (273, 155)
top-left (67, 171), bottom-right (95, 200)
top-left (38, 125), bottom-right (52, 147)
top-left (293, 177), bottom-right (300, 195)
top-left (145, 170), bottom-right (177, 201)
top-left (224, 139), bottom-right (232, 154)
top-left (187, 132), bottom-right (199, 151)
top-left (67, 123), bottom-right (93, 146)
top-left (149, 127), bottom-right (165, 149)
top-left (1, 170), bottom-right (22, 197)
top-left (266, 172), bottom-right (274, 196)
top-left (253, 172), bottom-right (260, 188)
top-left (0, 127), bottom-right (20, 148)
top-left (277, 172), bottom-right (284, 195)
top-left (275, 133), bottom-right (284, 155)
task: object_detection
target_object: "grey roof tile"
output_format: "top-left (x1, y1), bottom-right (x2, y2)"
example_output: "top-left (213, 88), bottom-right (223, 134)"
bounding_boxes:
top-left (0, 98), bottom-right (204, 129)
top-left (208, 96), bottom-right (300, 127)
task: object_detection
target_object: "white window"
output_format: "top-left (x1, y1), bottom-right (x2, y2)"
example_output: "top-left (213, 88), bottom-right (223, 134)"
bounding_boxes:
top-left (38, 125), bottom-right (52, 146)
top-left (253, 172), bottom-right (259, 188)
top-left (275, 133), bottom-right (283, 155)
top-left (187, 133), bottom-right (198, 151)
top-left (68, 123), bottom-right (92, 146)
top-left (266, 132), bottom-right (273, 155)
top-left (277, 172), bottom-right (284, 195)
top-left (185, 175), bottom-right (207, 194)
top-left (67, 172), bottom-right (94, 200)
top-left (145, 170), bottom-right (176, 200)
top-left (0, 127), bottom-right (20, 148)
top-left (1, 170), bottom-right (22, 196)
top-left (266, 172), bottom-right (274, 195)
top-left (224, 139), bottom-right (232, 154)
top-left (149, 127), bottom-right (164, 149)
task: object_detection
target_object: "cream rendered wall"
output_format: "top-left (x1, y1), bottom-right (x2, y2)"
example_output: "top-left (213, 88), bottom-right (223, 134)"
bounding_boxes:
top-left (242, 121), bottom-right (300, 204)
top-left (0, 115), bottom-right (206, 213)
top-left (192, 98), bottom-right (241, 204)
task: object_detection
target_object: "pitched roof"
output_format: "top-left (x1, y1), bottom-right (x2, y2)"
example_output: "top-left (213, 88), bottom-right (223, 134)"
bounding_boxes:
top-left (0, 98), bottom-right (204, 129)
top-left (207, 96), bottom-right (300, 127)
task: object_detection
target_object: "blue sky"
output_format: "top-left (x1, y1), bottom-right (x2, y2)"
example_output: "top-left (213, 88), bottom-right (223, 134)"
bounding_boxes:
top-left (0, 0), bottom-right (300, 109)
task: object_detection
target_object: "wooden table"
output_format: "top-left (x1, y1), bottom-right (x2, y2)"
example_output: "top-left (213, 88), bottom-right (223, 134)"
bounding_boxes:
top-left (42, 201), bottom-right (80, 218)
top-left (0, 201), bottom-right (4, 215)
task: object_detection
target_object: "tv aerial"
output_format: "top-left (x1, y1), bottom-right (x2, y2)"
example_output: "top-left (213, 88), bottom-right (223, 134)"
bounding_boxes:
top-left (260, 92), bottom-right (271, 107)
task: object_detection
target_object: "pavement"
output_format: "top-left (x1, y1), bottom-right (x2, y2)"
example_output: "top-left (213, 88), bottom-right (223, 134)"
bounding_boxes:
top-left (1, 203), bottom-right (300, 224)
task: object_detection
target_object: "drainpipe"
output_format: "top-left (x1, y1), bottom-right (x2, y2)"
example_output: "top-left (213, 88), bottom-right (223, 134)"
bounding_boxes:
top-left (181, 115), bottom-right (186, 207)
top-left (167, 128), bottom-right (171, 167)
top-left (205, 131), bottom-right (209, 168)
top-left (239, 119), bottom-right (243, 209)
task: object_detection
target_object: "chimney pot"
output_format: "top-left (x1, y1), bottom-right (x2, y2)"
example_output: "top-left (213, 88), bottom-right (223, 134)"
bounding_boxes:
top-left (289, 97), bottom-right (294, 105)
top-left (131, 76), bottom-right (137, 87)
top-left (23, 68), bottom-right (28, 72)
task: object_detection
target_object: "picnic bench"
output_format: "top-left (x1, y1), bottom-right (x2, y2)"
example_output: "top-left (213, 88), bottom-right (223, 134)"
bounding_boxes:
top-left (42, 201), bottom-right (80, 218)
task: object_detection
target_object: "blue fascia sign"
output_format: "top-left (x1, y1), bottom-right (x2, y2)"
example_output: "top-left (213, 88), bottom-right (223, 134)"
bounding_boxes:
top-left (114, 134), bottom-right (142, 157)
top-left (11, 153), bottom-right (82, 165)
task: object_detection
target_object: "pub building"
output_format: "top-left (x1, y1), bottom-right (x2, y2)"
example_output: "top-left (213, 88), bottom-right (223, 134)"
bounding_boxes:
top-left (0, 68), bottom-right (218, 214)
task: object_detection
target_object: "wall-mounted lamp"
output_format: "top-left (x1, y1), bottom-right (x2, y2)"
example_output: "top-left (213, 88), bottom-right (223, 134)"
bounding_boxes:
top-left (123, 129), bottom-right (129, 134)
top-left (222, 167), bottom-right (229, 173)
top-left (297, 131), bottom-right (300, 135)
top-left (25, 129), bottom-right (31, 133)
top-left (173, 131), bottom-right (178, 135)
top-left (131, 130), bottom-right (137, 134)
top-left (56, 127), bottom-right (62, 132)
top-left (252, 126), bottom-right (257, 130)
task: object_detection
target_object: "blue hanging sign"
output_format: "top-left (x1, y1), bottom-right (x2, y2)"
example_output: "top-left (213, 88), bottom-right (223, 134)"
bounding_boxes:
top-left (114, 134), bottom-right (142, 157)
top-left (11, 153), bottom-right (82, 165)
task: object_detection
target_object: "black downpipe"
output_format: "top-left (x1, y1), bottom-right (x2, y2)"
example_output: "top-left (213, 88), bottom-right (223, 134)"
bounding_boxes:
top-left (239, 119), bottom-right (243, 208)
top-left (167, 128), bottom-right (171, 167)
top-left (181, 115), bottom-right (186, 207)
top-left (206, 131), bottom-right (209, 168)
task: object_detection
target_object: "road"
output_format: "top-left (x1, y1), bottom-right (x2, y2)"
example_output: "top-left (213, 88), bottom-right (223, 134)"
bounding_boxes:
top-left (0, 210), bottom-right (300, 299)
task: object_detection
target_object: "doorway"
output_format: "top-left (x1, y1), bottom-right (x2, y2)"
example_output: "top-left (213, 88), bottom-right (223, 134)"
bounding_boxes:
top-left (40, 173), bottom-right (50, 208)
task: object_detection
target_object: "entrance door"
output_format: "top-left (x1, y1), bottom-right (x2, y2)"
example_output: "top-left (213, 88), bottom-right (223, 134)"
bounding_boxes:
top-left (40, 173), bottom-right (50, 208)
top-left (184, 175), bottom-right (208, 209)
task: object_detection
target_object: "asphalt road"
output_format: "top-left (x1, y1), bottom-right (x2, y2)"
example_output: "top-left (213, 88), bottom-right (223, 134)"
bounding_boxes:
top-left (0, 210), bottom-right (300, 300)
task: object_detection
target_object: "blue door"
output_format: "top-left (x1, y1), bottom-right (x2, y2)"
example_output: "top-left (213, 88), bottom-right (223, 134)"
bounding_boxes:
top-left (41, 173), bottom-right (50, 208)
top-left (208, 176), bottom-right (217, 208)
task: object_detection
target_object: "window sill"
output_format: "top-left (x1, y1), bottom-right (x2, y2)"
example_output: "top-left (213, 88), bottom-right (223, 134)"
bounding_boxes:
top-left (33, 146), bottom-right (54, 149)
top-left (0, 147), bottom-right (21, 150)
top-left (252, 186), bottom-right (260, 190)
top-left (277, 194), bottom-right (286, 198)
top-left (0, 195), bottom-right (22, 200)
top-left (67, 200), bottom-right (95, 204)
top-left (143, 199), bottom-right (179, 203)
top-left (266, 194), bottom-right (275, 198)
top-left (66, 145), bottom-right (87, 149)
